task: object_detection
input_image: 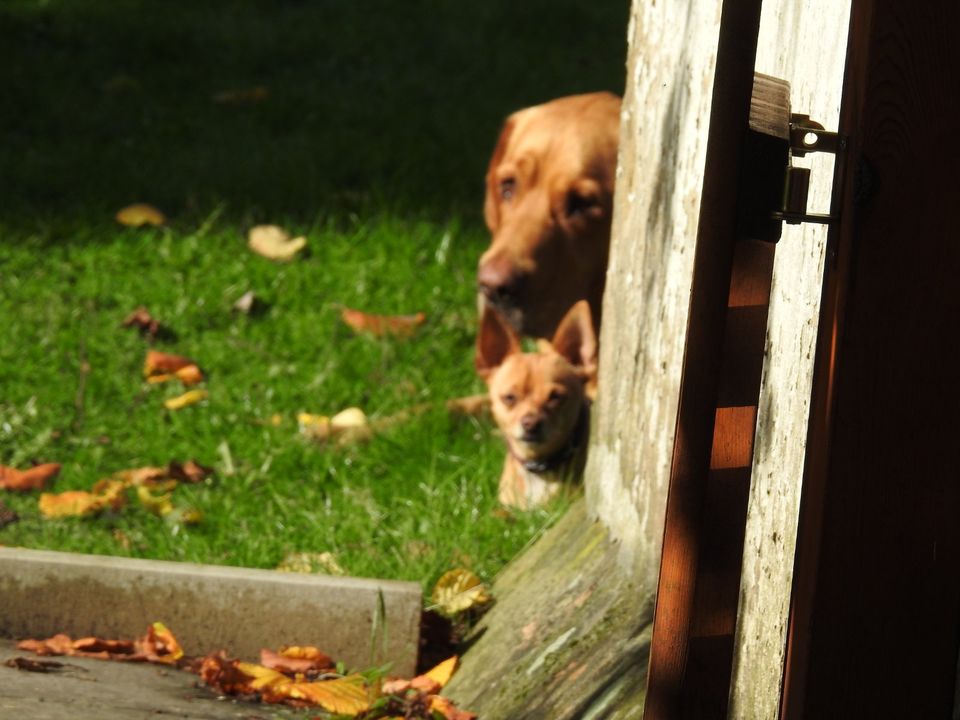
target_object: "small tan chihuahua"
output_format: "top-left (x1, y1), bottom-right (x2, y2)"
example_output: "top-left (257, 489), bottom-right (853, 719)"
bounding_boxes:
top-left (475, 300), bottom-right (598, 508)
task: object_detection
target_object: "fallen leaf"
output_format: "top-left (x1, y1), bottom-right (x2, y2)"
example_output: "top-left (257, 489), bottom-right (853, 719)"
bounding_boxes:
top-left (38, 479), bottom-right (127, 518)
top-left (260, 646), bottom-right (333, 676)
top-left (298, 407), bottom-right (372, 445)
top-left (0, 463), bottom-right (61, 492)
top-left (235, 661), bottom-right (293, 692)
top-left (431, 569), bottom-right (491, 616)
top-left (144, 350), bottom-right (196, 377)
top-left (199, 653), bottom-right (258, 696)
top-left (420, 656), bottom-right (458, 690)
top-left (340, 307), bottom-right (426, 337)
top-left (116, 203), bottom-right (166, 227)
top-left (276, 551), bottom-right (346, 576)
top-left (167, 459), bottom-right (213, 484)
top-left (212, 85), bottom-right (269, 105)
top-left (136, 485), bottom-right (174, 516)
top-left (248, 225), bottom-right (307, 262)
top-left (137, 622), bottom-right (183, 665)
top-left (428, 694), bottom-right (478, 720)
top-left (121, 306), bottom-right (162, 340)
top-left (164, 389), bottom-right (208, 410)
top-left (278, 674), bottom-right (370, 715)
top-left (0, 500), bottom-right (19, 528)
top-left (232, 290), bottom-right (266, 315)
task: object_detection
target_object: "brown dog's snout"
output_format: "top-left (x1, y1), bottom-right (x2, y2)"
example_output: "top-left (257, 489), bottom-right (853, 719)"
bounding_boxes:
top-left (520, 412), bottom-right (544, 440)
top-left (478, 254), bottom-right (525, 309)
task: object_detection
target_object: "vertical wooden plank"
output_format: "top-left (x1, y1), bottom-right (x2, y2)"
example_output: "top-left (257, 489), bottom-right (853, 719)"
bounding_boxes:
top-left (585, 0), bottom-right (726, 592)
top-left (641, 1), bottom-right (765, 715)
top-left (783, 0), bottom-right (960, 717)
top-left (727, 1), bottom-right (851, 717)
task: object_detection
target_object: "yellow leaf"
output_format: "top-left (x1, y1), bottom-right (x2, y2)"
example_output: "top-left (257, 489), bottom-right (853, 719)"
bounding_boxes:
top-left (276, 551), bottom-right (346, 576)
top-left (115, 203), bottom-right (166, 227)
top-left (431, 569), bottom-right (491, 615)
top-left (280, 674), bottom-right (370, 715)
top-left (236, 661), bottom-right (293, 692)
top-left (422, 655), bottom-right (458, 689)
top-left (38, 480), bottom-right (127, 518)
top-left (136, 485), bottom-right (173, 516)
top-left (299, 408), bottom-right (371, 444)
top-left (148, 622), bottom-right (184, 663)
top-left (164, 389), bottom-right (208, 410)
top-left (248, 225), bottom-right (307, 262)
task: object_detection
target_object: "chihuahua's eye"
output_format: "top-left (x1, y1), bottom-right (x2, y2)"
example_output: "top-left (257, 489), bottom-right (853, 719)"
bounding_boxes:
top-left (500, 392), bottom-right (517, 408)
top-left (500, 178), bottom-right (517, 202)
top-left (547, 389), bottom-right (566, 406)
top-left (566, 190), bottom-right (598, 219)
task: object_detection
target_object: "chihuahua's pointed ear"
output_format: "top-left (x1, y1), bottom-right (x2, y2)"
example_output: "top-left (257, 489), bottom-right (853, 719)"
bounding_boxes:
top-left (475, 303), bottom-right (521, 379)
top-left (551, 300), bottom-right (598, 380)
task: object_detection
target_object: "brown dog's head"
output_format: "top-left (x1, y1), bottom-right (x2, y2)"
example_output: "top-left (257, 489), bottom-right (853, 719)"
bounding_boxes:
top-left (478, 92), bottom-right (620, 339)
top-left (476, 300), bottom-right (597, 465)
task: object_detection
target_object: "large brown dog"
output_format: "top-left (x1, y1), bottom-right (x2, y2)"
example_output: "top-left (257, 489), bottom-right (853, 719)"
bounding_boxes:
top-left (478, 92), bottom-right (621, 339)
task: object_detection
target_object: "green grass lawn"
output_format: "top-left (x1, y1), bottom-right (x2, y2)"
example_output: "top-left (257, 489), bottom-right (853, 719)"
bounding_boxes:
top-left (0, 0), bottom-right (628, 593)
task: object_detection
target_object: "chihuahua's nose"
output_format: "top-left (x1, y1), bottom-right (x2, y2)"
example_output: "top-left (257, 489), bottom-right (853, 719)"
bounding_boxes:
top-left (520, 413), bottom-right (544, 440)
top-left (478, 255), bottom-right (523, 309)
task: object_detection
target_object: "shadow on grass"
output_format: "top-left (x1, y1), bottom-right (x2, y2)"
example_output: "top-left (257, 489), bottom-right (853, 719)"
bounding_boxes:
top-left (3, 0), bottom-right (629, 229)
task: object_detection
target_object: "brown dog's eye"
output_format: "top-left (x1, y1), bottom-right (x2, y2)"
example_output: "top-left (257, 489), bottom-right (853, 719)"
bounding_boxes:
top-left (501, 392), bottom-right (517, 408)
top-left (566, 190), bottom-right (598, 219)
top-left (547, 389), bottom-right (565, 406)
top-left (500, 178), bottom-right (517, 202)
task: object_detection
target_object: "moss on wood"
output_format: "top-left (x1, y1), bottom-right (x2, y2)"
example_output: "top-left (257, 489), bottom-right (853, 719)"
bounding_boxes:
top-left (446, 499), bottom-right (654, 719)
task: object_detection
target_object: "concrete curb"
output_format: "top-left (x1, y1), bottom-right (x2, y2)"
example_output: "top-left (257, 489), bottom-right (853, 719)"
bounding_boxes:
top-left (0, 547), bottom-right (421, 677)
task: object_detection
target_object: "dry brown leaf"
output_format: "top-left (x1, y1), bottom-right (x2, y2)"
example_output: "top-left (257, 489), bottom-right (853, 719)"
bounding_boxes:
top-left (340, 307), bottom-right (426, 337)
top-left (136, 622), bottom-right (184, 664)
top-left (212, 85), bottom-right (269, 105)
top-left (431, 569), bottom-right (491, 616)
top-left (260, 646), bottom-right (333, 676)
top-left (0, 463), bottom-right (61, 492)
top-left (0, 500), bottom-right (19, 529)
top-left (199, 653), bottom-right (258, 695)
top-left (164, 389), bottom-right (208, 410)
top-left (144, 350), bottom-right (196, 377)
top-left (121, 306), bottom-right (162, 339)
top-left (248, 225), bottom-right (307, 262)
top-left (167, 459), bottom-right (213, 484)
top-left (115, 203), bottom-right (166, 227)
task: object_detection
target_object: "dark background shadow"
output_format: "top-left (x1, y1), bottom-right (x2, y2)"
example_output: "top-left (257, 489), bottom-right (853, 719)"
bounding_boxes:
top-left (3, 0), bottom-right (629, 228)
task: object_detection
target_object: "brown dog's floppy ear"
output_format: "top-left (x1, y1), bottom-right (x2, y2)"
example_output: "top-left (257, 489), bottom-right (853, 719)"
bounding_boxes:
top-left (483, 116), bottom-right (515, 233)
top-left (475, 303), bottom-right (521, 379)
top-left (551, 300), bottom-right (598, 380)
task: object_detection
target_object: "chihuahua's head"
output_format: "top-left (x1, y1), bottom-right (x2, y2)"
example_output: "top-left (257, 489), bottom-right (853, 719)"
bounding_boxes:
top-left (475, 299), bottom-right (598, 465)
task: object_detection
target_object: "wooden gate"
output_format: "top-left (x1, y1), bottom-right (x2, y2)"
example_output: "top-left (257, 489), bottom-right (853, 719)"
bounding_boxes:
top-left (643, 1), bottom-right (960, 717)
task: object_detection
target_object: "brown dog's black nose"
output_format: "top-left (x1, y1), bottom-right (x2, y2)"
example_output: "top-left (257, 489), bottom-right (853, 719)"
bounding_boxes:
top-left (478, 255), bottom-right (523, 309)
top-left (520, 413), bottom-right (544, 441)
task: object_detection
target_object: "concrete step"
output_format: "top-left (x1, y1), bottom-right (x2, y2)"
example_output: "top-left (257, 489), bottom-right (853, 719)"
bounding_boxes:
top-left (0, 547), bottom-right (422, 678)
